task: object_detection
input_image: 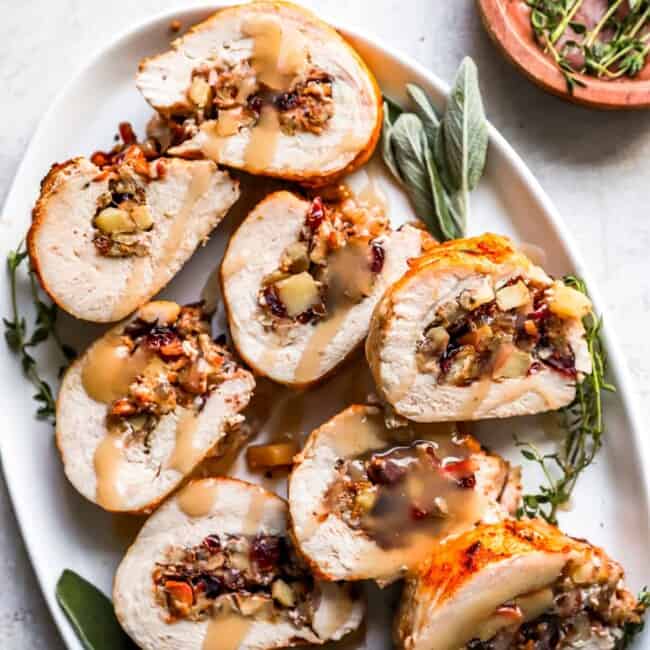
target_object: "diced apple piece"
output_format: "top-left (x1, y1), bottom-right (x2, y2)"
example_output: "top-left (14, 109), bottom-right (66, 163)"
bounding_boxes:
top-left (492, 345), bottom-right (532, 380)
top-left (459, 325), bottom-right (493, 349)
top-left (354, 485), bottom-right (377, 513)
top-left (422, 326), bottom-right (450, 356)
top-left (272, 579), bottom-right (296, 607)
top-left (275, 272), bottom-right (320, 317)
top-left (496, 281), bottom-right (530, 311)
top-left (459, 280), bottom-right (495, 311)
top-left (547, 281), bottom-right (592, 319)
top-left (131, 205), bottom-right (154, 230)
top-left (188, 76), bottom-right (212, 108)
top-left (94, 207), bottom-right (136, 234)
top-left (137, 300), bottom-right (181, 325)
top-left (282, 241), bottom-right (310, 273)
top-left (246, 441), bottom-right (299, 469)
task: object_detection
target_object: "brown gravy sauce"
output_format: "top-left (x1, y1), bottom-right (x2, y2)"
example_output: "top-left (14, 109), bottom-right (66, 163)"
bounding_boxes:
top-left (202, 15), bottom-right (305, 170)
top-left (203, 608), bottom-right (252, 650)
top-left (327, 410), bottom-right (486, 562)
top-left (167, 408), bottom-right (200, 474)
top-left (294, 241), bottom-right (376, 383)
top-left (83, 333), bottom-right (153, 509)
top-left (178, 479), bottom-right (220, 518)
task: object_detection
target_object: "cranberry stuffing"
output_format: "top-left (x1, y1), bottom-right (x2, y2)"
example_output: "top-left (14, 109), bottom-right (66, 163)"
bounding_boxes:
top-left (201, 574), bottom-right (223, 599)
top-left (119, 121), bottom-right (137, 146)
top-left (306, 197), bottom-right (325, 233)
top-left (456, 474), bottom-right (477, 489)
top-left (202, 534), bottom-right (221, 552)
top-left (274, 91), bottom-right (299, 112)
top-left (144, 326), bottom-right (183, 356)
top-left (250, 536), bottom-right (282, 573)
top-left (366, 458), bottom-right (407, 486)
top-left (223, 569), bottom-right (246, 591)
top-left (371, 241), bottom-right (385, 274)
top-left (542, 352), bottom-right (577, 379)
top-left (263, 285), bottom-right (288, 318)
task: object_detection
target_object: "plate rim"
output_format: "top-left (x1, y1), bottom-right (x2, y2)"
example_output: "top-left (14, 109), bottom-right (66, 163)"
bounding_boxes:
top-left (1, 3), bottom-right (649, 648)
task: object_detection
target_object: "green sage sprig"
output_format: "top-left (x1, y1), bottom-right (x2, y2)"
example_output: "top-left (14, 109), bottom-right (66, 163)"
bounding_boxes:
top-left (3, 242), bottom-right (75, 422)
top-left (57, 570), bottom-right (137, 650)
top-left (516, 276), bottom-right (614, 524)
top-left (622, 587), bottom-right (650, 648)
top-left (382, 57), bottom-right (488, 242)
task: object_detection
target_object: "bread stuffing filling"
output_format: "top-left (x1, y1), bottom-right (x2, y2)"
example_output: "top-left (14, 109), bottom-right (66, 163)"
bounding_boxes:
top-left (89, 123), bottom-right (167, 258)
top-left (106, 303), bottom-right (242, 448)
top-left (153, 533), bottom-right (316, 626)
top-left (173, 60), bottom-right (334, 141)
top-left (416, 277), bottom-right (591, 386)
top-left (258, 192), bottom-right (388, 330)
top-left (325, 438), bottom-right (480, 548)
top-left (464, 556), bottom-right (644, 650)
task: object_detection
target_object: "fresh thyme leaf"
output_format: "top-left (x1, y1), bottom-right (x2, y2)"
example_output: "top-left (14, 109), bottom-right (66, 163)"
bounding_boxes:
top-left (516, 276), bottom-right (612, 525)
top-left (3, 241), bottom-right (74, 423)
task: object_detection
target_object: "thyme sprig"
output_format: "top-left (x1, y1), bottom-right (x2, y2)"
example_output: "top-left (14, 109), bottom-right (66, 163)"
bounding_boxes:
top-left (3, 242), bottom-right (75, 422)
top-left (527, 0), bottom-right (650, 93)
top-left (622, 587), bottom-right (650, 647)
top-left (516, 276), bottom-right (614, 524)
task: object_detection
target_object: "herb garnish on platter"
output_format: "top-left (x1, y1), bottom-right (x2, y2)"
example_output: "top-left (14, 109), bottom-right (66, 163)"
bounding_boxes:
top-left (516, 276), bottom-right (614, 524)
top-left (3, 242), bottom-right (75, 422)
top-left (527, 0), bottom-right (650, 93)
top-left (382, 57), bottom-right (488, 242)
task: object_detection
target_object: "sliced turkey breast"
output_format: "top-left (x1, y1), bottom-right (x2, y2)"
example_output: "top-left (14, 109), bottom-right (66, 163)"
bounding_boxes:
top-left (221, 189), bottom-right (432, 388)
top-left (114, 477), bottom-right (364, 650)
top-left (28, 146), bottom-right (239, 322)
top-left (136, 1), bottom-right (381, 184)
top-left (288, 404), bottom-right (521, 585)
top-left (366, 234), bottom-right (592, 422)
top-left (395, 519), bottom-right (644, 650)
top-left (56, 302), bottom-right (255, 513)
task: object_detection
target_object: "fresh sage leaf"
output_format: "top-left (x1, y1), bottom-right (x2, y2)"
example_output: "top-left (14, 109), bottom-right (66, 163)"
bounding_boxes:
top-left (56, 570), bottom-right (136, 650)
top-left (390, 113), bottom-right (436, 230)
top-left (381, 101), bottom-right (402, 183)
top-left (441, 57), bottom-right (488, 194)
top-left (406, 83), bottom-right (439, 148)
top-left (424, 146), bottom-right (461, 241)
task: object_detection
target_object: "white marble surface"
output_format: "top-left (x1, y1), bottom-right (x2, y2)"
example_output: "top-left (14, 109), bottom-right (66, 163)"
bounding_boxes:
top-left (1, 1), bottom-right (649, 648)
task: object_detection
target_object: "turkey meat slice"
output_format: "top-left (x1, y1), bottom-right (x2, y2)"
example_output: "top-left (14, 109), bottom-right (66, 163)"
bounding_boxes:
top-left (220, 189), bottom-right (432, 388)
top-left (288, 404), bottom-right (521, 585)
top-left (366, 233), bottom-right (592, 422)
top-left (395, 518), bottom-right (644, 650)
top-left (136, 1), bottom-right (381, 184)
top-left (114, 477), bottom-right (364, 650)
top-left (28, 147), bottom-right (239, 322)
top-left (56, 301), bottom-right (255, 513)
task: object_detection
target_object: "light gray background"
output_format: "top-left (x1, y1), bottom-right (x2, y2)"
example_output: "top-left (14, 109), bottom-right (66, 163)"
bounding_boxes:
top-left (1, 1), bottom-right (648, 648)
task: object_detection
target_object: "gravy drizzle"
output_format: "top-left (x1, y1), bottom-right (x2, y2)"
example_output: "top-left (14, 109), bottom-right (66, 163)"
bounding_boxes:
top-left (203, 607), bottom-right (252, 650)
top-left (167, 408), bottom-right (200, 474)
top-left (178, 479), bottom-right (220, 518)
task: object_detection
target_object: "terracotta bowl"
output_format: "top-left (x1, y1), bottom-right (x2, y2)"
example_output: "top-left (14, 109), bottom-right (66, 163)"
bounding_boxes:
top-left (477, 0), bottom-right (650, 109)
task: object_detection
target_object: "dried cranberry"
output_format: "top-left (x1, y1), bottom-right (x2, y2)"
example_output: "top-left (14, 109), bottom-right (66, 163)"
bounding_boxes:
top-left (456, 474), bottom-right (477, 489)
top-left (410, 505), bottom-right (429, 521)
top-left (156, 159), bottom-right (167, 178)
top-left (296, 309), bottom-right (316, 325)
top-left (306, 197), bottom-right (325, 233)
top-left (542, 352), bottom-right (577, 379)
top-left (443, 459), bottom-right (477, 489)
top-left (119, 121), bottom-right (137, 146)
top-left (90, 151), bottom-right (111, 168)
top-left (248, 95), bottom-right (263, 115)
top-left (274, 91), bottom-right (299, 112)
top-left (366, 458), bottom-right (407, 486)
top-left (370, 241), bottom-right (385, 274)
top-left (529, 304), bottom-right (550, 322)
top-left (92, 234), bottom-right (113, 255)
top-left (145, 326), bottom-right (181, 353)
top-left (263, 285), bottom-right (288, 318)
top-left (250, 536), bottom-right (283, 573)
top-left (202, 534), bottom-right (221, 552)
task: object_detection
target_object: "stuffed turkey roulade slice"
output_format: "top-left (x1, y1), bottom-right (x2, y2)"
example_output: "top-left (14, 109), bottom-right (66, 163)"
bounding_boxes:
top-left (136, 2), bottom-right (381, 185)
top-left (57, 301), bottom-right (255, 513)
top-left (114, 478), bottom-right (364, 650)
top-left (221, 189), bottom-right (432, 388)
top-left (288, 405), bottom-right (521, 584)
top-left (395, 519), bottom-right (645, 650)
top-left (367, 234), bottom-right (593, 422)
top-left (28, 141), bottom-right (239, 322)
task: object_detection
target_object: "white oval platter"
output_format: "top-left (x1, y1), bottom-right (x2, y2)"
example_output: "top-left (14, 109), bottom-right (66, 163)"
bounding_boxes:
top-left (0, 4), bottom-right (648, 649)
